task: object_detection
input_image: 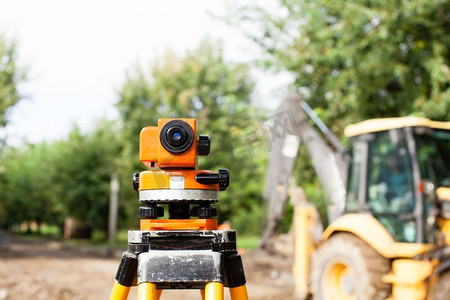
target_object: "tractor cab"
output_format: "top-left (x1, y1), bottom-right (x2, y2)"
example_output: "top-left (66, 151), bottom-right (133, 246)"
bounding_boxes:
top-left (344, 117), bottom-right (450, 243)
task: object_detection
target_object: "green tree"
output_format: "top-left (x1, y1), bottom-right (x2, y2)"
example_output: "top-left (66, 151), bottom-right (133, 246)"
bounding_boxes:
top-left (116, 39), bottom-right (266, 233)
top-left (0, 35), bottom-right (25, 128)
top-left (0, 35), bottom-right (27, 231)
top-left (51, 120), bottom-right (122, 235)
top-left (0, 120), bottom-right (122, 236)
top-left (0, 143), bottom-right (62, 230)
top-left (231, 0), bottom-right (450, 134)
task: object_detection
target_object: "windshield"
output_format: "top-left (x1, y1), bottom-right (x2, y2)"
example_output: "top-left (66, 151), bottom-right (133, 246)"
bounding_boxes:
top-left (415, 128), bottom-right (450, 187)
top-left (365, 129), bottom-right (416, 242)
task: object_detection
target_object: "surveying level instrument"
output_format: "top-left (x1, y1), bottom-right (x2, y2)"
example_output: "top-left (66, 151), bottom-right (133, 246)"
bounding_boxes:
top-left (110, 118), bottom-right (248, 300)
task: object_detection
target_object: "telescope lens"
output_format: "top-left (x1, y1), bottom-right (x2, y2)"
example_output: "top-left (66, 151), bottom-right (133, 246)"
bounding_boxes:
top-left (173, 132), bottom-right (181, 141)
top-left (166, 126), bottom-right (188, 147)
top-left (160, 120), bottom-right (194, 154)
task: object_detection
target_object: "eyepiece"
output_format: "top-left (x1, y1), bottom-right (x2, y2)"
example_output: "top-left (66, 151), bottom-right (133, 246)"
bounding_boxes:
top-left (160, 120), bottom-right (194, 154)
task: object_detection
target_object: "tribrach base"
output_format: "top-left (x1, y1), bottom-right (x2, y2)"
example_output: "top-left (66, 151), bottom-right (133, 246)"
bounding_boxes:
top-left (110, 229), bottom-right (248, 300)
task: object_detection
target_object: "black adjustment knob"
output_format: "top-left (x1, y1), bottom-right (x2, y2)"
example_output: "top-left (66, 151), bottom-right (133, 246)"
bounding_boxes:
top-left (195, 169), bottom-right (230, 191)
top-left (191, 205), bottom-right (217, 218)
top-left (218, 168), bottom-right (229, 191)
top-left (198, 135), bottom-right (210, 156)
top-left (139, 205), bottom-right (164, 218)
top-left (133, 173), bottom-right (139, 191)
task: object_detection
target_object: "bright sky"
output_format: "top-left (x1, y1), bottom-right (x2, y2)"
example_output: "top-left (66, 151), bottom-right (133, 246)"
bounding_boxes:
top-left (0, 0), bottom-right (292, 146)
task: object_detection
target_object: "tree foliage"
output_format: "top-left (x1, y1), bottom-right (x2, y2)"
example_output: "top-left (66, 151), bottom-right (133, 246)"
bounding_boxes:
top-left (0, 120), bottom-right (121, 233)
top-left (0, 143), bottom-right (62, 229)
top-left (51, 121), bottom-right (121, 231)
top-left (0, 35), bottom-right (25, 128)
top-left (231, 0), bottom-right (450, 134)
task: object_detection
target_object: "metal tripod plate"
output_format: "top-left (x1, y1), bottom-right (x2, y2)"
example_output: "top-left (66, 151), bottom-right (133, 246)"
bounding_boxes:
top-left (125, 229), bottom-right (246, 289)
top-left (138, 250), bottom-right (223, 289)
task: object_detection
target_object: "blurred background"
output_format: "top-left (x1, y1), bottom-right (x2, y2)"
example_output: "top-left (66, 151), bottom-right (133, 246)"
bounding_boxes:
top-left (0, 0), bottom-right (449, 299)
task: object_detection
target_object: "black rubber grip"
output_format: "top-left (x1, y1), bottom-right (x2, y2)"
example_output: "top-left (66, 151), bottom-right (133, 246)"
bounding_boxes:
top-left (115, 251), bottom-right (138, 287)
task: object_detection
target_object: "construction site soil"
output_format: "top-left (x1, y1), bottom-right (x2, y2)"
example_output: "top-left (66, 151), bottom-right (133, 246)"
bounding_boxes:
top-left (0, 237), bottom-right (294, 300)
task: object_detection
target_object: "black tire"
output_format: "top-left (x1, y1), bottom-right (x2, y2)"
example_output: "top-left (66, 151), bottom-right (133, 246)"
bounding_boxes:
top-left (429, 271), bottom-right (450, 300)
top-left (310, 233), bottom-right (391, 300)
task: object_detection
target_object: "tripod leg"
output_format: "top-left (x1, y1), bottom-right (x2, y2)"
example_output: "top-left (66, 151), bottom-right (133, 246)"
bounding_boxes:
top-left (224, 250), bottom-right (247, 300)
top-left (109, 282), bottom-right (131, 300)
top-left (229, 285), bottom-right (248, 300)
top-left (200, 289), bottom-right (205, 300)
top-left (205, 282), bottom-right (224, 300)
top-left (137, 282), bottom-right (158, 300)
top-left (110, 251), bottom-right (138, 300)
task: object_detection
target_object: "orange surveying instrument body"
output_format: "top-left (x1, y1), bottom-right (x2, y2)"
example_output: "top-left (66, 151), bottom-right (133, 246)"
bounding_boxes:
top-left (110, 118), bottom-right (248, 300)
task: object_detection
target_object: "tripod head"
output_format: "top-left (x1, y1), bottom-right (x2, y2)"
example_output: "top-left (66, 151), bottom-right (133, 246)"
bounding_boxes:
top-left (135, 118), bottom-right (229, 220)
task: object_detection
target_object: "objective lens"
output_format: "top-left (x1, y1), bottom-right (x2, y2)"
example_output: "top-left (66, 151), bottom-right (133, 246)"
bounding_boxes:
top-left (160, 120), bottom-right (194, 154)
top-left (173, 132), bottom-right (181, 141)
top-left (166, 127), bottom-right (186, 146)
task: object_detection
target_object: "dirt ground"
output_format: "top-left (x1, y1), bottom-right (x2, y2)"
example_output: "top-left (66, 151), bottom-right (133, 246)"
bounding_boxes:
top-left (0, 237), bottom-right (294, 300)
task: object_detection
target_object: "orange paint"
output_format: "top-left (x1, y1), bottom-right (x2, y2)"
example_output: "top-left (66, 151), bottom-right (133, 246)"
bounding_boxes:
top-left (140, 219), bottom-right (218, 231)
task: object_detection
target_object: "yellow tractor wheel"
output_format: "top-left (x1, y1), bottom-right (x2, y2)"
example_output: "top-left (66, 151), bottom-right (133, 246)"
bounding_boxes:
top-left (429, 270), bottom-right (450, 300)
top-left (310, 233), bottom-right (391, 300)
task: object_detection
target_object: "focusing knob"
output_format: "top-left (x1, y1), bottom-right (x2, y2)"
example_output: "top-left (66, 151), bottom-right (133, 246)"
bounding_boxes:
top-left (191, 205), bottom-right (217, 218)
top-left (139, 205), bottom-right (164, 218)
top-left (218, 169), bottom-right (229, 191)
top-left (133, 173), bottom-right (140, 191)
top-left (198, 135), bottom-right (210, 156)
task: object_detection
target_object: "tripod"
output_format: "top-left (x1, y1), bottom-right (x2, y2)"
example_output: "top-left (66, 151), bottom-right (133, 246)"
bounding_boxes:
top-left (109, 118), bottom-right (248, 300)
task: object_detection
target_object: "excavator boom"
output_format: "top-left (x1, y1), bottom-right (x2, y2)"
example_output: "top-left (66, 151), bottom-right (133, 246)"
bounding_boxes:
top-left (260, 94), bottom-right (348, 249)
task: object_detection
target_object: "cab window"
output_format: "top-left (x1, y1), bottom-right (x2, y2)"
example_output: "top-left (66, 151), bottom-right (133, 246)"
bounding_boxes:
top-left (366, 130), bottom-right (416, 242)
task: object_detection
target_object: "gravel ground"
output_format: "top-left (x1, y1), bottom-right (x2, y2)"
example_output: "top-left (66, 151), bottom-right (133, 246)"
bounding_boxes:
top-left (0, 237), bottom-right (294, 300)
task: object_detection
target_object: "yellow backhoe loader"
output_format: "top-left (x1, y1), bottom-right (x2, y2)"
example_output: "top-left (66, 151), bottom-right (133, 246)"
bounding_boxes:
top-left (260, 94), bottom-right (450, 299)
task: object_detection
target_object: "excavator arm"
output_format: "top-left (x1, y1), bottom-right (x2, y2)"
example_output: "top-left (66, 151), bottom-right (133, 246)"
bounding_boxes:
top-left (259, 93), bottom-right (349, 250)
